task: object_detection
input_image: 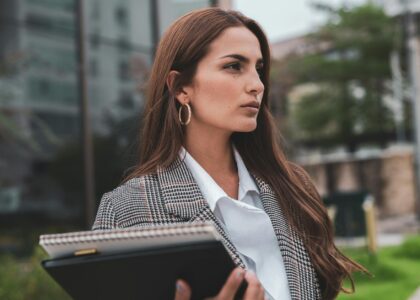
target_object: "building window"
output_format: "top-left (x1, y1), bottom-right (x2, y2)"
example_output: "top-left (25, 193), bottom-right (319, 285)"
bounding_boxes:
top-left (117, 37), bottom-right (130, 52)
top-left (118, 61), bottom-right (130, 81)
top-left (118, 91), bottom-right (134, 110)
top-left (91, 0), bottom-right (100, 21)
top-left (39, 79), bottom-right (50, 95)
top-left (26, 13), bottom-right (75, 37)
top-left (89, 59), bottom-right (98, 77)
top-left (115, 6), bottom-right (128, 28)
top-left (90, 33), bottom-right (100, 49)
top-left (26, 0), bottom-right (74, 13)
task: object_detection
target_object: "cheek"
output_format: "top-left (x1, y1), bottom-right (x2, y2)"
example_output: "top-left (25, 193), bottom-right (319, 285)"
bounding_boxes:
top-left (194, 75), bottom-right (239, 113)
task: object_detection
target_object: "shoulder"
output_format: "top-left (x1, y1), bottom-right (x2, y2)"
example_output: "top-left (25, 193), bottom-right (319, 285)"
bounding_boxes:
top-left (102, 175), bottom-right (153, 208)
top-left (92, 173), bottom-right (161, 230)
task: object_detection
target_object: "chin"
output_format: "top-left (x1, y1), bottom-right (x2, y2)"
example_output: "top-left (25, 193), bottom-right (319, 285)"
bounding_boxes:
top-left (233, 121), bottom-right (257, 132)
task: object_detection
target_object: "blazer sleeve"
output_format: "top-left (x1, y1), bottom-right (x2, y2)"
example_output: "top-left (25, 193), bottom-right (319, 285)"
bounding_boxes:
top-left (92, 192), bottom-right (118, 230)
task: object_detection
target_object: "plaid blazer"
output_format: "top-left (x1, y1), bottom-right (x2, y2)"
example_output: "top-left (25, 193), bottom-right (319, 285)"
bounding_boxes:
top-left (92, 157), bottom-right (322, 300)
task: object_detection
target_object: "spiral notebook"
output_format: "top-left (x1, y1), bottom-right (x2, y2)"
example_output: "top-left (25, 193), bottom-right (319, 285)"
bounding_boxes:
top-left (40, 222), bottom-right (246, 300)
top-left (40, 222), bottom-right (220, 259)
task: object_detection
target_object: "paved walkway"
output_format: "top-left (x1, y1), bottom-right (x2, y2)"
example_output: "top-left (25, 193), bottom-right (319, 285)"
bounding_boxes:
top-left (335, 233), bottom-right (405, 248)
top-left (408, 287), bottom-right (420, 300)
top-left (377, 214), bottom-right (420, 235)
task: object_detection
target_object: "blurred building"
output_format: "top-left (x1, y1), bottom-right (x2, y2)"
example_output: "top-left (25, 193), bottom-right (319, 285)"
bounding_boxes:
top-left (270, 36), bottom-right (324, 61)
top-left (0, 0), bottom-right (223, 227)
top-left (382, 0), bottom-right (420, 16)
top-left (0, 0), bottom-right (80, 223)
top-left (383, 0), bottom-right (420, 211)
top-left (85, 0), bottom-right (226, 134)
top-left (0, 0), bottom-right (79, 147)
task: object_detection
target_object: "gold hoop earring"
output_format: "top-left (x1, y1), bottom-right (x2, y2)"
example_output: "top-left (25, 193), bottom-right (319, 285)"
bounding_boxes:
top-left (178, 103), bottom-right (191, 125)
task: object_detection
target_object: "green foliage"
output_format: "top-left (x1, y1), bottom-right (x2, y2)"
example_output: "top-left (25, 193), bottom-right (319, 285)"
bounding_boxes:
top-left (281, 3), bottom-right (400, 151)
top-left (0, 247), bottom-right (71, 300)
top-left (394, 235), bottom-right (420, 260)
top-left (293, 86), bottom-right (357, 142)
top-left (298, 4), bottom-right (395, 82)
top-left (0, 254), bottom-right (25, 299)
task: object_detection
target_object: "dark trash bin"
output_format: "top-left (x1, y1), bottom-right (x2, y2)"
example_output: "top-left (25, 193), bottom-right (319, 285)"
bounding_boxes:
top-left (323, 190), bottom-right (370, 237)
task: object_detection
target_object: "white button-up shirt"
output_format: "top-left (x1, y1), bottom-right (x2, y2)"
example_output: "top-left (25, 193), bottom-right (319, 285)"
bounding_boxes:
top-left (180, 147), bottom-right (291, 300)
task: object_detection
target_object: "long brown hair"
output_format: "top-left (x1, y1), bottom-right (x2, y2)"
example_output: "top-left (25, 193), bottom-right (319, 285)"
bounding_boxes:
top-left (126, 7), bottom-right (366, 300)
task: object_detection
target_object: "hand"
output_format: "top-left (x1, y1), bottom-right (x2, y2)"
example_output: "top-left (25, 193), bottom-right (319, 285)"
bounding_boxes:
top-left (173, 267), bottom-right (266, 300)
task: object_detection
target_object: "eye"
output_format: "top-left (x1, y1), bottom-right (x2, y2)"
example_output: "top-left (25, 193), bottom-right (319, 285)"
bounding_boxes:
top-left (224, 62), bottom-right (242, 71)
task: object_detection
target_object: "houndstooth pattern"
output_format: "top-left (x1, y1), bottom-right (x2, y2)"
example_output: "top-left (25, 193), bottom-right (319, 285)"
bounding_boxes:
top-left (92, 157), bottom-right (321, 299)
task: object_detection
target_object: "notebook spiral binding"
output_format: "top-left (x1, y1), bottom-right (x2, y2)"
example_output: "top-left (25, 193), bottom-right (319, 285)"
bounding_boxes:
top-left (40, 222), bottom-right (216, 246)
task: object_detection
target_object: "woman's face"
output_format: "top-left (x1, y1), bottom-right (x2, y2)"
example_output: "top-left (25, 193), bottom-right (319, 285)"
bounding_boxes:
top-left (182, 26), bottom-right (265, 134)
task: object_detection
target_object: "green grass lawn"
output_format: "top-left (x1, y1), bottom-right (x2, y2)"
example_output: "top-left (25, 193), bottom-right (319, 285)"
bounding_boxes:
top-left (338, 235), bottom-right (420, 300)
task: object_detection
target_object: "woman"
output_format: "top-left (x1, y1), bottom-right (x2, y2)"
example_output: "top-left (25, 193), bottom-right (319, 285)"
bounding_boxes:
top-left (93, 7), bottom-right (365, 300)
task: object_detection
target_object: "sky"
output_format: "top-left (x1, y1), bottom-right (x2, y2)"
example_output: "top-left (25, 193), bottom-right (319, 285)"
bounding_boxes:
top-left (233, 0), bottom-right (369, 42)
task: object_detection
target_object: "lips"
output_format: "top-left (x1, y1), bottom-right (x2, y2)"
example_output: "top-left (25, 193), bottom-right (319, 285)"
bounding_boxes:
top-left (241, 101), bottom-right (260, 109)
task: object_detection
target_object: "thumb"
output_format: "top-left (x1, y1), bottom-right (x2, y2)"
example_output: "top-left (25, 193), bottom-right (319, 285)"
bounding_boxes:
top-left (174, 279), bottom-right (192, 300)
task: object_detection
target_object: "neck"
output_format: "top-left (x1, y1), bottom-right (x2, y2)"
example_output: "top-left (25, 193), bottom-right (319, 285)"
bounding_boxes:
top-left (183, 123), bottom-right (236, 175)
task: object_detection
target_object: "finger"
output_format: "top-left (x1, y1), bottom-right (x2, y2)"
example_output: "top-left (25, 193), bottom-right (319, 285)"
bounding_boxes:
top-left (243, 271), bottom-right (263, 300)
top-left (216, 267), bottom-right (246, 299)
top-left (174, 279), bottom-right (192, 300)
top-left (258, 287), bottom-right (266, 300)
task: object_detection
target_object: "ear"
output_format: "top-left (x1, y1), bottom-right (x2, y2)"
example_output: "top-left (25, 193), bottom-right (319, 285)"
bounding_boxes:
top-left (166, 70), bottom-right (191, 105)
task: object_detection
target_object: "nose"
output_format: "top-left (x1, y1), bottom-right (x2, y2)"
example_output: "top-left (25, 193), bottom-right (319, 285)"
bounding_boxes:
top-left (246, 71), bottom-right (264, 97)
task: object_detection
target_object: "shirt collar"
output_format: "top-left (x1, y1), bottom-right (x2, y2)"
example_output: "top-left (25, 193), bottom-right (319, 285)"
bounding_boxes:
top-left (179, 147), bottom-right (225, 212)
top-left (179, 145), bottom-right (259, 212)
top-left (233, 146), bottom-right (259, 199)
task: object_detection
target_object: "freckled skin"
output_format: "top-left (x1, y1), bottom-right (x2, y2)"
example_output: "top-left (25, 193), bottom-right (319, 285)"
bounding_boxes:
top-left (183, 26), bottom-right (265, 135)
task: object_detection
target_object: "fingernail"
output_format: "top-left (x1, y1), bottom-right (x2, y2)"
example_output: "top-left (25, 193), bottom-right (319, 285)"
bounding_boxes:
top-left (236, 269), bottom-right (244, 279)
top-left (245, 270), bottom-right (256, 279)
top-left (176, 280), bottom-right (184, 293)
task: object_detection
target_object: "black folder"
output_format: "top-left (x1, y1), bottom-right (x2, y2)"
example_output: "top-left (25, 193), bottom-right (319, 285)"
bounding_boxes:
top-left (42, 232), bottom-right (246, 299)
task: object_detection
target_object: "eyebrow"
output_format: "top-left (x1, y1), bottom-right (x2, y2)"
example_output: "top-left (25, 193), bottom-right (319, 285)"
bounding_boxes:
top-left (220, 54), bottom-right (264, 65)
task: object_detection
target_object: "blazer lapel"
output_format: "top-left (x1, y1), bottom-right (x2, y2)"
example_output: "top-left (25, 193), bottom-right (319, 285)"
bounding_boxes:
top-left (157, 158), bottom-right (319, 298)
top-left (157, 157), bottom-right (246, 268)
top-left (252, 174), bottom-right (320, 300)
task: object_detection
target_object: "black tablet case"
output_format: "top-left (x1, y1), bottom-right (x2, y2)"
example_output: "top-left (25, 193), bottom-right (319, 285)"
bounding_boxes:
top-left (42, 239), bottom-right (246, 300)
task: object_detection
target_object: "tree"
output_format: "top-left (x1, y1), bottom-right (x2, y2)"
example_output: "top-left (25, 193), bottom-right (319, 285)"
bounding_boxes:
top-left (277, 3), bottom-right (401, 152)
